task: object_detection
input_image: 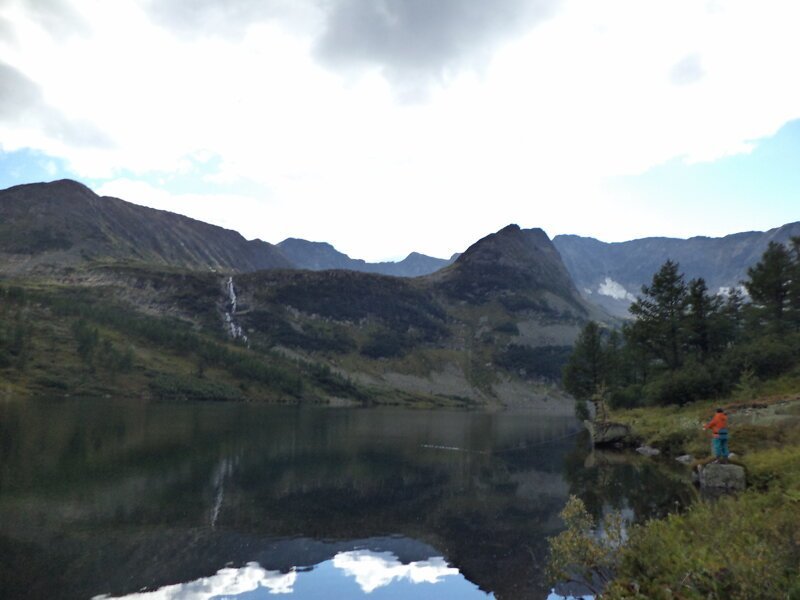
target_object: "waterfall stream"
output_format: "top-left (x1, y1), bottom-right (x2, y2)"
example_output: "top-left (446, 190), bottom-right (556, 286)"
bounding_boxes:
top-left (224, 276), bottom-right (248, 344)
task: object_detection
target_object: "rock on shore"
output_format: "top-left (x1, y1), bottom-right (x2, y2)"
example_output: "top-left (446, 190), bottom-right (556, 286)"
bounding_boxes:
top-left (698, 463), bottom-right (746, 491)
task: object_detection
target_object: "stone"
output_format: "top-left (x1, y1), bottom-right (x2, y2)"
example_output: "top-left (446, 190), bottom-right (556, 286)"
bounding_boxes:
top-left (584, 420), bottom-right (631, 446)
top-left (636, 445), bottom-right (661, 456)
top-left (698, 463), bottom-right (746, 491)
top-left (676, 454), bottom-right (694, 465)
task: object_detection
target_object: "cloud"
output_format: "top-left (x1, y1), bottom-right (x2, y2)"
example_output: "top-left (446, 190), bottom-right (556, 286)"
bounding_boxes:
top-left (0, 62), bottom-right (112, 148)
top-left (2, 0), bottom-right (800, 259)
top-left (144, 0), bottom-right (313, 38)
top-left (144, 0), bottom-right (560, 97)
top-left (314, 0), bottom-right (560, 94)
top-left (670, 53), bottom-right (705, 85)
top-left (0, 0), bottom-right (88, 40)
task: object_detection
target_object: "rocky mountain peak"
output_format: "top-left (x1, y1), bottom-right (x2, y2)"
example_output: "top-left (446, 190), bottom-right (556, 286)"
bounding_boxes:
top-left (431, 224), bottom-right (586, 312)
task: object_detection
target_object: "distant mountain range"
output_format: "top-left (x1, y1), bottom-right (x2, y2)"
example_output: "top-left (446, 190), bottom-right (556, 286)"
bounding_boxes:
top-left (277, 238), bottom-right (456, 277)
top-left (1, 178), bottom-right (796, 405)
top-left (553, 223), bottom-right (800, 316)
top-left (0, 179), bottom-right (595, 406)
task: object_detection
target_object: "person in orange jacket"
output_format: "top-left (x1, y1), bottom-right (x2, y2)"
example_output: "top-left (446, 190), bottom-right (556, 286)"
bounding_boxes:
top-left (703, 407), bottom-right (729, 462)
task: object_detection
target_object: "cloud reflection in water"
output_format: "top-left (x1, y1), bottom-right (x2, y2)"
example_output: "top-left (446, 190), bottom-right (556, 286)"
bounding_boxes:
top-left (93, 563), bottom-right (297, 598)
top-left (94, 550), bottom-right (474, 598)
top-left (333, 551), bottom-right (459, 593)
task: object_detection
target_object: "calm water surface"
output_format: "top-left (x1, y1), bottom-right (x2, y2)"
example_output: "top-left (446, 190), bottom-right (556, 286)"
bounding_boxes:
top-left (0, 399), bottom-right (694, 599)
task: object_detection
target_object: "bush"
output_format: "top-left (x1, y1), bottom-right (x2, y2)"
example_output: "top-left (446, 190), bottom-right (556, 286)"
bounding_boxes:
top-left (643, 363), bottom-right (717, 406)
top-left (606, 490), bottom-right (800, 599)
top-left (724, 336), bottom-right (797, 381)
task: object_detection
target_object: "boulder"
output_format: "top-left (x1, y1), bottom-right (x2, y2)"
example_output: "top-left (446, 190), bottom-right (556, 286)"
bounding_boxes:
top-left (584, 420), bottom-right (631, 446)
top-left (636, 445), bottom-right (661, 457)
top-left (698, 463), bottom-right (746, 491)
top-left (675, 454), bottom-right (694, 465)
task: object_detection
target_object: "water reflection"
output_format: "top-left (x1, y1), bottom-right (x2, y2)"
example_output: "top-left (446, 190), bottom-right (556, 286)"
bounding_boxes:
top-left (333, 551), bottom-right (459, 593)
top-left (94, 549), bottom-right (487, 599)
top-left (0, 399), bottom-right (693, 599)
top-left (96, 563), bottom-right (298, 598)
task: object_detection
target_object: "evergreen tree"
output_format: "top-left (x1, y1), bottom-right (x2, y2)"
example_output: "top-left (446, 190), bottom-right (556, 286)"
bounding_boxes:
top-left (563, 321), bottom-right (606, 400)
top-left (628, 260), bottom-right (687, 371)
top-left (722, 287), bottom-right (746, 344)
top-left (788, 236), bottom-right (800, 331)
top-left (745, 241), bottom-right (793, 333)
top-left (684, 278), bottom-right (725, 362)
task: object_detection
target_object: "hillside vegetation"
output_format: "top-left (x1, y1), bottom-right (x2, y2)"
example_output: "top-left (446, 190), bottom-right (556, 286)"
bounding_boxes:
top-left (553, 237), bottom-right (800, 598)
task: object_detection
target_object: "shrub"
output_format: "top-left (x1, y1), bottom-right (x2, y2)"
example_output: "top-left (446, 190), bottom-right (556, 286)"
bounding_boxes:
top-left (643, 363), bottom-right (717, 406)
top-left (606, 490), bottom-right (800, 599)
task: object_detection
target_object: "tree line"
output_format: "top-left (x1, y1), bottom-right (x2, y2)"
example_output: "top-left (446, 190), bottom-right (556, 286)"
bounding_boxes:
top-left (564, 238), bottom-right (800, 408)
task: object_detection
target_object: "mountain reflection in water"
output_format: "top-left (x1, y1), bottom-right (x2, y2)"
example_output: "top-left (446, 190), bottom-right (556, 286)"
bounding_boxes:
top-left (0, 400), bottom-right (693, 599)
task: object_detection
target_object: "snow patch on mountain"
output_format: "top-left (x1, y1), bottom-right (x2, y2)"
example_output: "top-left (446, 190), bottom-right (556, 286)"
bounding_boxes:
top-left (597, 277), bottom-right (636, 302)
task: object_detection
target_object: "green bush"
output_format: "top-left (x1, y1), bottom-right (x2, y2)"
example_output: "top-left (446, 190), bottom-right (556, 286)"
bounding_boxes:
top-left (643, 363), bottom-right (717, 406)
top-left (606, 490), bottom-right (800, 599)
top-left (724, 336), bottom-right (797, 380)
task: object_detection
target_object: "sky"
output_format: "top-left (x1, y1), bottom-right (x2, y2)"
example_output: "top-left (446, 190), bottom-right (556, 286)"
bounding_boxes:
top-left (1, 0), bottom-right (799, 262)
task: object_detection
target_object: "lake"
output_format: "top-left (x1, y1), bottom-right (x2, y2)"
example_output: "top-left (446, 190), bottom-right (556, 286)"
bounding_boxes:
top-left (0, 399), bottom-right (694, 599)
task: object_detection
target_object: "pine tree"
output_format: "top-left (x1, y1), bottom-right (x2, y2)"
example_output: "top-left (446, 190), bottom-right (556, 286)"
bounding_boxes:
top-left (788, 236), bottom-right (800, 331)
top-left (745, 241), bottom-right (793, 334)
top-left (563, 321), bottom-right (606, 400)
top-left (684, 278), bottom-right (725, 362)
top-left (628, 260), bottom-right (688, 371)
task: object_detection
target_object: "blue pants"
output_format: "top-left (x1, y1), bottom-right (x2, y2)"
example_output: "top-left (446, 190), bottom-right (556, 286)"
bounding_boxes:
top-left (713, 435), bottom-right (729, 458)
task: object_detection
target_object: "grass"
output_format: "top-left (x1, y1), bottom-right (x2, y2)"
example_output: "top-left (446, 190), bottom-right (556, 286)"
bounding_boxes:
top-left (588, 372), bottom-right (800, 599)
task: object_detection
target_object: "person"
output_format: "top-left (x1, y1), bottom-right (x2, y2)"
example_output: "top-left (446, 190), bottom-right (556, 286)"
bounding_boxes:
top-left (703, 407), bottom-right (729, 463)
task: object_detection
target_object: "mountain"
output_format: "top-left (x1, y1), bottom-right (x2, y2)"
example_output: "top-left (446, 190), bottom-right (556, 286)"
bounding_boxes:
top-left (431, 225), bottom-right (587, 312)
top-left (0, 179), bottom-right (599, 408)
top-left (277, 238), bottom-right (454, 276)
top-left (553, 222), bottom-right (800, 317)
top-left (0, 180), bottom-right (293, 274)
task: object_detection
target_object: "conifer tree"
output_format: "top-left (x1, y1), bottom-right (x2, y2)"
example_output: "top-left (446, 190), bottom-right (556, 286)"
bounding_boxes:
top-left (745, 241), bottom-right (793, 333)
top-left (628, 260), bottom-right (687, 371)
top-left (563, 321), bottom-right (606, 400)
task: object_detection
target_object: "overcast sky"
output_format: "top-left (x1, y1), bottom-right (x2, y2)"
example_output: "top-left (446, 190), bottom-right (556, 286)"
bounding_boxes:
top-left (1, 0), bottom-right (799, 261)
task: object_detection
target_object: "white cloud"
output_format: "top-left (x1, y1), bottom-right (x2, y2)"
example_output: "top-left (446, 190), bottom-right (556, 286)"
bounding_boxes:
top-left (2, 0), bottom-right (800, 259)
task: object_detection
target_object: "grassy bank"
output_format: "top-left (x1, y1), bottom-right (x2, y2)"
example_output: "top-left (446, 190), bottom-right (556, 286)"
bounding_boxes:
top-left (599, 373), bottom-right (800, 598)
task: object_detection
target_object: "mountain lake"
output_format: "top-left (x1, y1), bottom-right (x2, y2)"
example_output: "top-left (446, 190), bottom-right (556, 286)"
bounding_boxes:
top-left (0, 399), bottom-right (695, 599)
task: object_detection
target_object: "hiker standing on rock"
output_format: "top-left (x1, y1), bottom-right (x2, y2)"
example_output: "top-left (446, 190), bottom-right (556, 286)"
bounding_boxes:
top-left (703, 407), bottom-right (730, 463)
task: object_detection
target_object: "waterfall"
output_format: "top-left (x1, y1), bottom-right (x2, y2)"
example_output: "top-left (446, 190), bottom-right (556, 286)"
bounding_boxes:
top-left (223, 276), bottom-right (248, 344)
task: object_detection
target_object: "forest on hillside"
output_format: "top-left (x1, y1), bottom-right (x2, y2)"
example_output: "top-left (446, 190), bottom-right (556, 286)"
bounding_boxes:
top-left (565, 238), bottom-right (800, 409)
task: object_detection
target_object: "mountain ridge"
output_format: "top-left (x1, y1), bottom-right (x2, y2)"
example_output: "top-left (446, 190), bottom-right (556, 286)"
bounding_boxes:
top-left (277, 237), bottom-right (455, 277)
top-left (553, 222), bottom-right (800, 316)
top-left (0, 179), bottom-right (293, 275)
